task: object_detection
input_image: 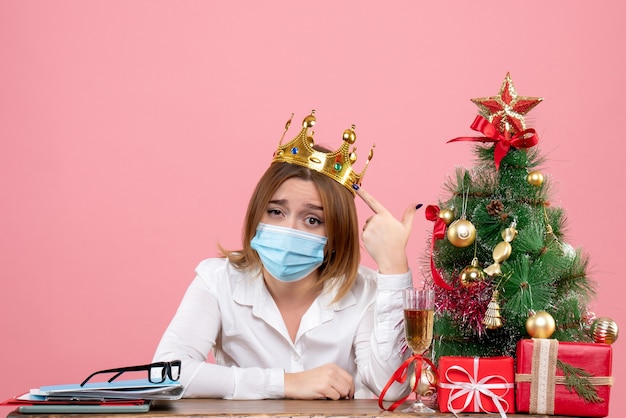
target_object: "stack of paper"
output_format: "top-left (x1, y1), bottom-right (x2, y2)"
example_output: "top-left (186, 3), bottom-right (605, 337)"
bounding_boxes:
top-left (3, 379), bottom-right (183, 414)
top-left (34, 378), bottom-right (184, 400)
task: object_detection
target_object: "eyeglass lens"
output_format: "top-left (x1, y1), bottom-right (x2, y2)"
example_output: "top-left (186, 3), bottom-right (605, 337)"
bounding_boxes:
top-left (149, 361), bottom-right (181, 383)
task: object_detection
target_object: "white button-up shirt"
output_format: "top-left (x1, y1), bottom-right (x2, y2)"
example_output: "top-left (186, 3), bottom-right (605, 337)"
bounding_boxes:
top-left (153, 258), bottom-right (411, 399)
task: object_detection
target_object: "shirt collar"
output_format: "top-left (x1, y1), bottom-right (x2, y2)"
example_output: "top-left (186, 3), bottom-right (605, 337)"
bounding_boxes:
top-left (232, 269), bottom-right (357, 312)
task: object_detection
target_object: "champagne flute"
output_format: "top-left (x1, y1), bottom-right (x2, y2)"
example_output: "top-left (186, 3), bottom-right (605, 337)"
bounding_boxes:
top-left (402, 288), bottom-right (435, 413)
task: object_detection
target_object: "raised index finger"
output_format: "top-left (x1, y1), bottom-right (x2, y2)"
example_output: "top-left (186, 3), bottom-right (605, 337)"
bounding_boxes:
top-left (353, 185), bottom-right (388, 214)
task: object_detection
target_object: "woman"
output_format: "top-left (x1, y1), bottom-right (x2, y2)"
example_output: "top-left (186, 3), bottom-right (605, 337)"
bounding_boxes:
top-left (153, 112), bottom-right (418, 400)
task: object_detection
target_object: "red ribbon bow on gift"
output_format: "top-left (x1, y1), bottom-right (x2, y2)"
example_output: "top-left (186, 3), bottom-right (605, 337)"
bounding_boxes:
top-left (425, 205), bottom-right (454, 291)
top-left (448, 115), bottom-right (539, 169)
top-left (439, 357), bottom-right (514, 418)
top-left (378, 354), bottom-right (438, 411)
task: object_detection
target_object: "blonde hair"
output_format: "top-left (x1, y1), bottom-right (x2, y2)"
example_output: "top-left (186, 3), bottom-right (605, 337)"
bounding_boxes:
top-left (220, 161), bottom-right (361, 302)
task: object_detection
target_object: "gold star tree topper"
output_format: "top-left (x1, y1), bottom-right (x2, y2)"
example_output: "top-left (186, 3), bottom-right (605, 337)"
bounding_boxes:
top-left (471, 73), bottom-right (543, 135)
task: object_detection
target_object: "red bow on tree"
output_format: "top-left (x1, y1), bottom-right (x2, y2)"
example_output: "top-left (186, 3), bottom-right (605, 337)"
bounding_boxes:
top-left (448, 115), bottom-right (539, 169)
top-left (425, 205), bottom-right (454, 291)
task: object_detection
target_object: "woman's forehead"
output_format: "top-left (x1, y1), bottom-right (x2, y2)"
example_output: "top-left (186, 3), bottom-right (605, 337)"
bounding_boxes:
top-left (271, 178), bottom-right (322, 205)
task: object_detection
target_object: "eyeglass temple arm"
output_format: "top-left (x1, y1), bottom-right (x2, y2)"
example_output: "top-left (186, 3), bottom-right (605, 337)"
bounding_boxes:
top-left (80, 371), bottom-right (100, 387)
top-left (80, 364), bottom-right (154, 386)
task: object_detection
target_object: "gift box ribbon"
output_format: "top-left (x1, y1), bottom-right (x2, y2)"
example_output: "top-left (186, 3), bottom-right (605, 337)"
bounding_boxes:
top-left (439, 357), bottom-right (514, 418)
top-left (515, 338), bottom-right (613, 415)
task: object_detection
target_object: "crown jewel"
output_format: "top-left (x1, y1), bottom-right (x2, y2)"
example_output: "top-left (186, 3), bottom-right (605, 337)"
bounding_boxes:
top-left (272, 110), bottom-right (374, 194)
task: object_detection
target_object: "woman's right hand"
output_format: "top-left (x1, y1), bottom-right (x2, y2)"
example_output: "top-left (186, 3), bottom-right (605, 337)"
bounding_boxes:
top-left (284, 363), bottom-right (355, 400)
top-left (354, 185), bottom-right (419, 275)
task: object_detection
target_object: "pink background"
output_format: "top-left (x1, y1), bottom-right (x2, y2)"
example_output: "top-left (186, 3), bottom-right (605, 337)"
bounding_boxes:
top-left (1, 1), bottom-right (624, 416)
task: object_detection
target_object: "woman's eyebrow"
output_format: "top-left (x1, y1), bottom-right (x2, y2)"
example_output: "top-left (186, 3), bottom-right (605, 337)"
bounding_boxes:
top-left (305, 203), bottom-right (324, 211)
top-left (268, 200), bottom-right (323, 212)
top-left (268, 199), bottom-right (287, 205)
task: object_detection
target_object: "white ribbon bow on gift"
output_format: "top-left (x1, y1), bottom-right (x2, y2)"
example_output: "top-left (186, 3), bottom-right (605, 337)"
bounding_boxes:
top-left (439, 357), bottom-right (514, 418)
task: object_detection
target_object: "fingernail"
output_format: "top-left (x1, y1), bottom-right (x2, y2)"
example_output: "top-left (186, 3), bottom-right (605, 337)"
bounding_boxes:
top-left (416, 203), bottom-right (423, 210)
top-left (352, 184), bottom-right (360, 191)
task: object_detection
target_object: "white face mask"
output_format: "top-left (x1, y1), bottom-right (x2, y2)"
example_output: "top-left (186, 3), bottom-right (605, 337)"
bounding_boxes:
top-left (250, 223), bottom-right (328, 282)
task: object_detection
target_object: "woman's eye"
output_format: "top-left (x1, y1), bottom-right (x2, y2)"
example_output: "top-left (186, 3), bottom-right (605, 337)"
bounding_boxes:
top-left (267, 209), bottom-right (283, 217)
top-left (306, 217), bottom-right (323, 225)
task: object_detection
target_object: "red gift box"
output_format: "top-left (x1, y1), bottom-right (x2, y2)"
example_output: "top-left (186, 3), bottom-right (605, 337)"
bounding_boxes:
top-left (438, 356), bottom-right (515, 417)
top-left (515, 339), bottom-right (613, 417)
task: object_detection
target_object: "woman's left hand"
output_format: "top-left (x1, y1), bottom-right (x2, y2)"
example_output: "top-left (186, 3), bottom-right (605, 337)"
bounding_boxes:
top-left (354, 186), bottom-right (420, 275)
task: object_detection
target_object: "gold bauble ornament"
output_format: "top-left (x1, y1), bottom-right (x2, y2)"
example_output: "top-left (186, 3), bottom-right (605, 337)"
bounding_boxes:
top-left (446, 218), bottom-right (476, 247)
top-left (459, 257), bottom-right (485, 287)
top-left (591, 317), bottom-right (619, 344)
top-left (409, 364), bottom-right (438, 397)
top-left (526, 310), bottom-right (556, 339)
top-left (527, 170), bottom-right (544, 186)
top-left (439, 208), bottom-right (455, 226)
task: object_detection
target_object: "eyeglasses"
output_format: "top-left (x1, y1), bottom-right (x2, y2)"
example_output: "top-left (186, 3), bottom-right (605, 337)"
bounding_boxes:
top-left (80, 360), bottom-right (181, 387)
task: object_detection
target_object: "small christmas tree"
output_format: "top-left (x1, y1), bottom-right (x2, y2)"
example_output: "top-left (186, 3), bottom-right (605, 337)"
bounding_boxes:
top-left (424, 73), bottom-right (597, 361)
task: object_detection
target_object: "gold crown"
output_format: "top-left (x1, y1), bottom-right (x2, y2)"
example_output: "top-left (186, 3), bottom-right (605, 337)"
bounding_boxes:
top-left (272, 110), bottom-right (375, 195)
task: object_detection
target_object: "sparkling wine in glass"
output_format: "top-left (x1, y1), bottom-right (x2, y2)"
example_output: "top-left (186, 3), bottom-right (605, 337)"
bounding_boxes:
top-left (402, 288), bottom-right (435, 414)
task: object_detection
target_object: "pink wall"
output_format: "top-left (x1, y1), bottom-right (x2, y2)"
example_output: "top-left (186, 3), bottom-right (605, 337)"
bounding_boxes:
top-left (1, 1), bottom-right (623, 416)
